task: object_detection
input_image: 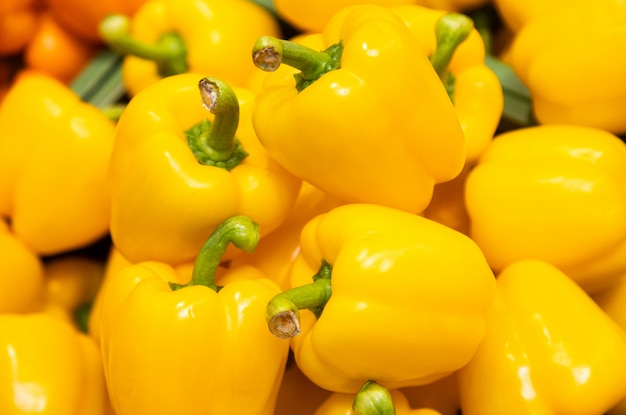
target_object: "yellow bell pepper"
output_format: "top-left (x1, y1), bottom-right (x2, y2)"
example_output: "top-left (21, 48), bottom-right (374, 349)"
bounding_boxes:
top-left (271, 0), bottom-right (414, 33)
top-left (99, 0), bottom-right (281, 97)
top-left (492, 0), bottom-right (578, 32)
top-left (0, 70), bottom-right (115, 255)
top-left (230, 182), bottom-right (343, 291)
top-left (251, 4), bottom-right (465, 214)
top-left (265, 203), bottom-right (496, 412)
top-left (413, 0), bottom-right (490, 12)
top-left (0, 218), bottom-right (44, 313)
top-left (314, 387), bottom-right (413, 415)
top-left (465, 124), bottom-right (626, 294)
top-left (314, 383), bottom-right (456, 414)
top-left (33, 255), bottom-right (104, 329)
top-left (0, 312), bottom-right (109, 414)
top-left (99, 216), bottom-right (290, 415)
top-left (108, 73), bottom-right (301, 265)
top-left (401, 373), bottom-right (460, 415)
top-left (390, 5), bottom-right (504, 164)
top-left (422, 166), bottom-right (470, 235)
top-left (274, 363), bottom-right (333, 415)
top-left (593, 274), bottom-right (626, 344)
top-left (87, 247), bottom-right (133, 344)
top-left (87, 246), bottom-right (212, 345)
top-left (507, 0), bottom-right (626, 134)
top-left (592, 275), bottom-right (626, 415)
top-left (457, 260), bottom-right (626, 415)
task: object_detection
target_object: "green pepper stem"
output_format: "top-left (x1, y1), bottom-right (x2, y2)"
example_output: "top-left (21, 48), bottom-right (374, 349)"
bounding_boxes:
top-left (429, 13), bottom-right (474, 82)
top-left (353, 381), bottom-right (396, 415)
top-left (197, 78), bottom-right (240, 160)
top-left (265, 260), bottom-right (333, 339)
top-left (185, 78), bottom-right (248, 170)
top-left (98, 14), bottom-right (187, 77)
top-left (170, 216), bottom-right (260, 292)
top-left (252, 36), bottom-right (342, 92)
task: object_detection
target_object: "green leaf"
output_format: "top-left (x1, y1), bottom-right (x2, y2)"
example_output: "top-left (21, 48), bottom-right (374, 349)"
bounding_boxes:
top-left (485, 54), bottom-right (536, 127)
top-left (250, 0), bottom-right (276, 14)
top-left (70, 49), bottom-right (127, 108)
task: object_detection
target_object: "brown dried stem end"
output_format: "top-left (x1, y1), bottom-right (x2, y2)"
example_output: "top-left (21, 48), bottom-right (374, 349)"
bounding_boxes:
top-left (268, 310), bottom-right (301, 339)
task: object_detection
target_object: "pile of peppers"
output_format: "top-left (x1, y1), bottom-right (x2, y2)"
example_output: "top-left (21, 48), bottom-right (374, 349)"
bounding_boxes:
top-left (2, 0), bottom-right (626, 414)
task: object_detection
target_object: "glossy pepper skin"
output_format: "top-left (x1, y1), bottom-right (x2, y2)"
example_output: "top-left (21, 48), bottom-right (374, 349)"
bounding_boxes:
top-left (0, 218), bottom-right (44, 313)
top-left (98, 217), bottom-right (289, 415)
top-left (0, 70), bottom-right (115, 256)
top-left (87, 247), bottom-right (204, 344)
top-left (593, 275), bottom-right (626, 415)
top-left (457, 260), bottom-right (626, 415)
top-left (268, 203), bottom-right (496, 395)
top-left (99, 0), bottom-right (281, 97)
top-left (465, 124), bottom-right (626, 294)
top-left (492, 0), bottom-right (573, 32)
top-left (230, 182), bottom-right (343, 291)
top-left (0, 312), bottom-right (109, 414)
top-left (271, 0), bottom-right (414, 33)
top-left (252, 5), bottom-right (465, 214)
top-left (108, 73), bottom-right (301, 265)
top-left (87, 247), bottom-right (133, 344)
top-left (390, 5), bottom-right (503, 164)
top-left (508, 0), bottom-right (626, 134)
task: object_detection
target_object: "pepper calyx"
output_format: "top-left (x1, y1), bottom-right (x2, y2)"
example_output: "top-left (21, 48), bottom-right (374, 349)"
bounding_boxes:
top-left (353, 381), bottom-right (396, 415)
